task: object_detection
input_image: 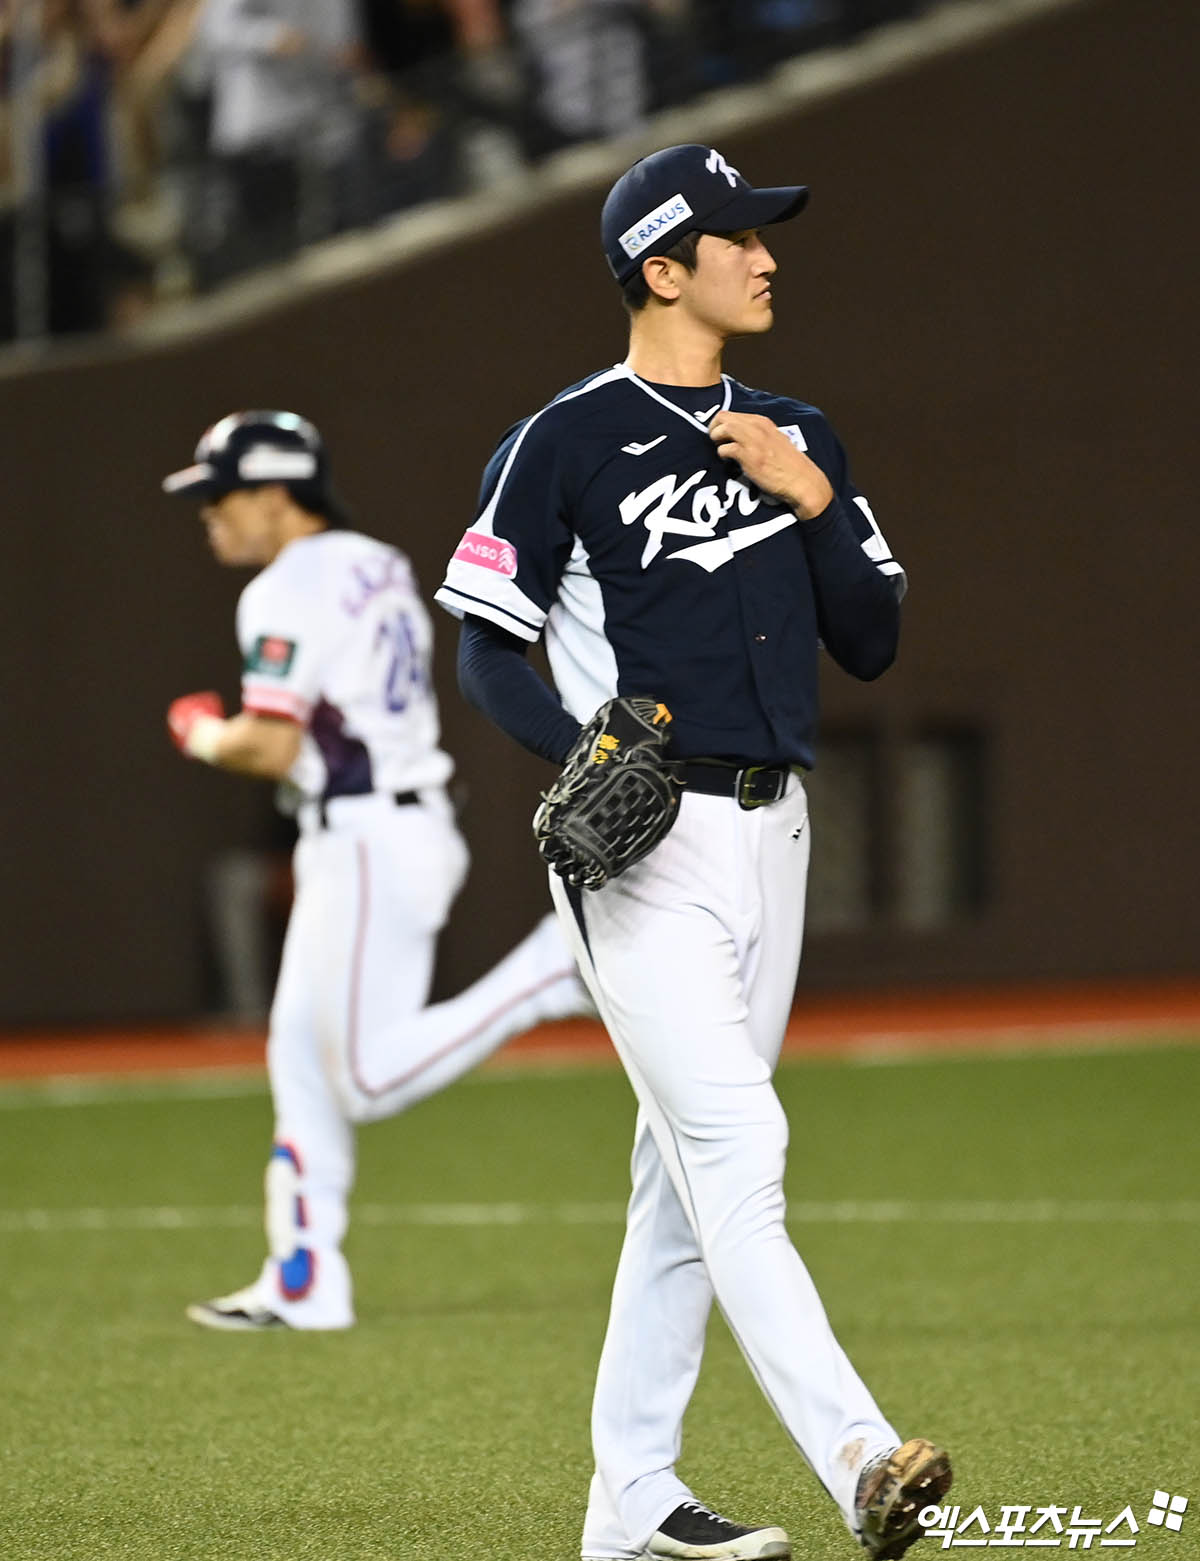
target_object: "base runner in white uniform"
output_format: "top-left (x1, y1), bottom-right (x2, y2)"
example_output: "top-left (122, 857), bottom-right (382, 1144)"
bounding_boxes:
top-left (163, 410), bottom-right (590, 1331)
top-left (437, 148), bottom-right (952, 1560)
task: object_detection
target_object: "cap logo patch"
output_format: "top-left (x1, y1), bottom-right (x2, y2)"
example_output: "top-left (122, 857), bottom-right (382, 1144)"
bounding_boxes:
top-left (238, 447), bottom-right (318, 482)
top-left (705, 149), bottom-right (740, 188)
top-left (619, 193), bottom-right (694, 259)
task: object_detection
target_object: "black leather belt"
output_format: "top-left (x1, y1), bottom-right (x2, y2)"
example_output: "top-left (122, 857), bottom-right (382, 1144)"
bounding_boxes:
top-left (317, 790), bottom-right (420, 828)
top-left (673, 761), bottom-right (793, 809)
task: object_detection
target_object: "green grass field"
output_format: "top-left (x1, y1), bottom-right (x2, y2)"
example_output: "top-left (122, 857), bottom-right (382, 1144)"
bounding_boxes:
top-left (2, 1041), bottom-right (1198, 1560)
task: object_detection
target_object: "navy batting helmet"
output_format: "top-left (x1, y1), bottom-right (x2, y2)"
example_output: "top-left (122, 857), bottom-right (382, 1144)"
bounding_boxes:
top-left (162, 410), bottom-right (351, 527)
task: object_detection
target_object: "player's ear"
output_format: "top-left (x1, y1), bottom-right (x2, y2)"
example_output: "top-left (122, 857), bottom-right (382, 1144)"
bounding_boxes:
top-left (641, 253), bottom-right (683, 304)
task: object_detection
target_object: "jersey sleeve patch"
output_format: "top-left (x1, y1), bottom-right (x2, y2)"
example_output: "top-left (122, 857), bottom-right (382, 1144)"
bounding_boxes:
top-left (439, 385), bottom-right (623, 640)
top-left (241, 683), bottom-right (311, 723)
top-left (453, 530), bottom-right (518, 578)
top-left (245, 634), bottom-right (298, 677)
top-left (437, 520), bottom-right (550, 642)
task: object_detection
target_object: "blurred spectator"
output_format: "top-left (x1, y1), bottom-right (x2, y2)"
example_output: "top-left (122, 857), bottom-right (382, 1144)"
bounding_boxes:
top-left (1, 6), bottom-right (13, 338)
top-left (691, 1), bottom-right (928, 90)
top-left (697, 2), bottom-right (846, 87)
top-left (109, 0), bottom-right (201, 201)
top-left (1, 0), bottom-right (939, 339)
top-left (102, 0), bottom-right (207, 287)
top-left (1, 0), bottom-right (154, 340)
top-left (509, 0), bottom-right (686, 155)
top-left (359, 0), bottom-right (468, 213)
top-left (360, 0), bottom-right (536, 209)
top-left (183, 0), bottom-right (368, 287)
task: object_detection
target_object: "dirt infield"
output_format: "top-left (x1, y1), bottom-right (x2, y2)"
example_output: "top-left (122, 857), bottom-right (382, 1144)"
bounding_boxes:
top-left (1, 979), bottom-right (1197, 1080)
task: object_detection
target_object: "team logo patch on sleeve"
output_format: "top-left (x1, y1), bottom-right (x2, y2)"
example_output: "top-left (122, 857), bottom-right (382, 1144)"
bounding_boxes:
top-left (246, 635), bottom-right (298, 677)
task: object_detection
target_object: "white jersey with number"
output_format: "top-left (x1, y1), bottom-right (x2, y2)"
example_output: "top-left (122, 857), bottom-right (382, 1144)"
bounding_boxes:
top-left (236, 529), bottom-right (454, 802)
top-left (222, 526), bottom-right (585, 1333)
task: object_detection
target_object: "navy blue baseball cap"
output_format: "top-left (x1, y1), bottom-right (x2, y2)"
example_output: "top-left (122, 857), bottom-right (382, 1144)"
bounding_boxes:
top-left (162, 410), bottom-right (351, 526)
top-left (602, 144), bottom-right (809, 284)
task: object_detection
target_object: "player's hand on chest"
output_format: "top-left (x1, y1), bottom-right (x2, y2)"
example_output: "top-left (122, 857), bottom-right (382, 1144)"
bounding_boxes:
top-left (707, 412), bottom-right (833, 519)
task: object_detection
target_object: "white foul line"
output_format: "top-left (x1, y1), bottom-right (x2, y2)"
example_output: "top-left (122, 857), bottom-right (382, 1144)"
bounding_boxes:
top-left (0, 1071), bottom-right (270, 1109)
top-left (3, 1199), bottom-right (1199, 1235)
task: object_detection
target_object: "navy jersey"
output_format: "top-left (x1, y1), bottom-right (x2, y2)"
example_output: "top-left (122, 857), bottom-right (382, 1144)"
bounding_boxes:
top-left (436, 364), bottom-right (905, 766)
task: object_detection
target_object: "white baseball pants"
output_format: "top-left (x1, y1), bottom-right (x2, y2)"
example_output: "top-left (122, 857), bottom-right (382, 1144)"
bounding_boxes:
top-left (549, 778), bottom-right (899, 1555)
top-left (259, 791), bottom-right (585, 1327)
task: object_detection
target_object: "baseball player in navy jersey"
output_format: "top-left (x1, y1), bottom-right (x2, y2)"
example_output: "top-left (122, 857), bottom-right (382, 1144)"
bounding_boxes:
top-left (162, 410), bottom-right (590, 1331)
top-left (437, 146), bottom-right (951, 1560)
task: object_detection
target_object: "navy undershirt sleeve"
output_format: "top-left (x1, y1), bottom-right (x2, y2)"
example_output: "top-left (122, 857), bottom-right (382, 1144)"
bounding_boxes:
top-left (801, 497), bottom-right (901, 681)
top-left (457, 616), bottom-right (582, 766)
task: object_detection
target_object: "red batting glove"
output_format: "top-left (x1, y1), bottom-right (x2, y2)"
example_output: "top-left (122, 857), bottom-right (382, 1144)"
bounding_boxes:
top-left (167, 690), bottom-right (225, 755)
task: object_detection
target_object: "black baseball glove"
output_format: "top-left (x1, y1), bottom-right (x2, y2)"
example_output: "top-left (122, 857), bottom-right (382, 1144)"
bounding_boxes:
top-left (533, 697), bottom-right (681, 890)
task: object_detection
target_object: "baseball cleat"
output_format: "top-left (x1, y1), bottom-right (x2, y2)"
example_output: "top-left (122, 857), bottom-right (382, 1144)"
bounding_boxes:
top-left (185, 1281), bottom-right (289, 1331)
top-left (644, 1502), bottom-right (790, 1559)
top-left (854, 1438), bottom-right (953, 1559)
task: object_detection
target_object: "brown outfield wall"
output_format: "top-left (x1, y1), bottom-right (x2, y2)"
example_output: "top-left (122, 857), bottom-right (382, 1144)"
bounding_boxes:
top-left (0, 0), bottom-right (1197, 1022)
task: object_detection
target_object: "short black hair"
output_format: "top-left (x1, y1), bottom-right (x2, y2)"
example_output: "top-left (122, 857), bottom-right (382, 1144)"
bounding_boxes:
top-left (287, 484), bottom-right (336, 526)
top-left (621, 231), bottom-right (701, 313)
top-left (280, 480), bottom-right (349, 529)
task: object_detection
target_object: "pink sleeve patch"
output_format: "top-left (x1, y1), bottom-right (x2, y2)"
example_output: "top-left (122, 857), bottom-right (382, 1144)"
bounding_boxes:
top-left (453, 530), bottom-right (518, 578)
top-left (242, 684), bottom-right (310, 723)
